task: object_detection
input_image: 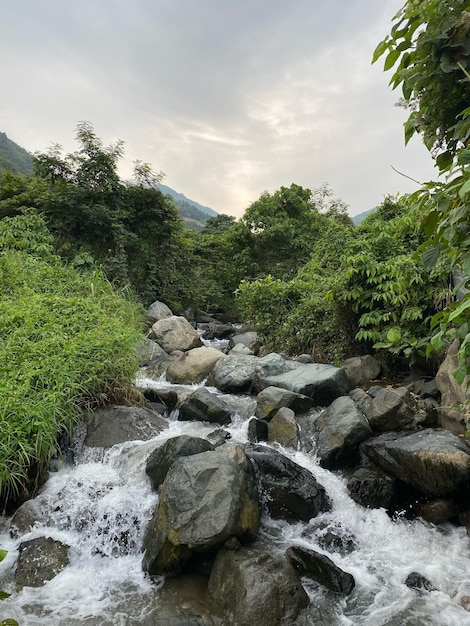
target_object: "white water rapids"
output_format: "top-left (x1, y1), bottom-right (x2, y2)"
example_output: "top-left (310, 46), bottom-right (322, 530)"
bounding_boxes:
top-left (1, 374), bottom-right (470, 625)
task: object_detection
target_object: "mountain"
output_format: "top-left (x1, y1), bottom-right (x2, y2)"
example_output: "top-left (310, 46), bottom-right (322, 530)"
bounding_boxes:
top-left (158, 184), bottom-right (217, 217)
top-left (157, 183), bottom-right (218, 231)
top-left (0, 132), bottom-right (34, 176)
top-left (351, 207), bottom-right (376, 226)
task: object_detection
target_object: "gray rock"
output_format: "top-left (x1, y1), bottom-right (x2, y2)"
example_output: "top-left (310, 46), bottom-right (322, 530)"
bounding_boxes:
top-left (136, 336), bottom-right (168, 366)
top-left (229, 343), bottom-right (253, 355)
top-left (286, 545), bottom-right (355, 595)
top-left (10, 495), bottom-right (51, 538)
top-left (256, 362), bottom-right (352, 404)
top-left (341, 354), bottom-right (381, 388)
top-left (166, 347), bottom-right (226, 384)
top-left (208, 544), bottom-right (309, 626)
top-left (151, 316), bottom-right (202, 353)
top-left (349, 387), bottom-right (372, 413)
top-left (436, 339), bottom-right (470, 434)
top-left (85, 405), bottom-right (168, 448)
top-left (246, 444), bottom-right (331, 522)
top-left (268, 407), bottom-right (299, 449)
top-left (142, 445), bottom-right (260, 575)
top-left (15, 536), bottom-right (69, 590)
top-left (148, 300), bottom-right (173, 323)
top-left (178, 387), bottom-right (232, 425)
top-left (416, 498), bottom-right (457, 524)
top-left (405, 571), bottom-right (437, 592)
top-left (347, 466), bottom-right (397, 509)
top-left (364, 386), bottom-right (414, 432)
top-left (361, 428), bottom-right (470, 498)
top-left (209, 354), bottom-right (259, 393)
top-left (247, 417), bottom-right (269, 443)
top-left (255, 386), bottom-right (314, 420)
top-left (229, 331), bottom-right (261, 355)
top-left (296, 354), bottom-right (314, 364)
top-left (145, 435), bottom-right (214, 490)
top-left (314, 396), bottom-right (372, 469)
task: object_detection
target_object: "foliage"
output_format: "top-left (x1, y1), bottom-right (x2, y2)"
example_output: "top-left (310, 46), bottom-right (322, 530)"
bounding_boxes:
top-left (0, 218), bottom-right (144, 510)
top-left (0, 131), bottom-right (33, 177)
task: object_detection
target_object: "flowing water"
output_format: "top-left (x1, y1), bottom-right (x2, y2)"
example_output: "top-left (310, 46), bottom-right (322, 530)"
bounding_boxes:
top-left (1, 372), bottom-right (470, 625)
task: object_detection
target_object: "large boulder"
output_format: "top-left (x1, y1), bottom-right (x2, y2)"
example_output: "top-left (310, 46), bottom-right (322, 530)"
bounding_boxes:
top-left (178, 387), bottom-right (232, 425)
top-left (267, 407), bottom-right (299, 449)
top-left (14, 536), bottom-right (70, 590)
top-left (207, 544), bottom-right (309, 626)
top-left (314, 396), bottom-right (372, 469)
top-left (136, 336), bottom-right (169, 367)
top-left (209, 354), bottom-right (260, 393)
top-left (245, 444), bottom-right (331, 522)
top-left (256, 362), bottom-right (352, 405)
top-left (435, 339), bottom-right (470, 434)
top-left (85, 405), bottom-right (168, 448)
top-left (255, 386), bottom-right (314, 420)
top-left (142, 445), bottom-right (260, 575)
top-left (166, 347), bottom-right (226, 384)
top-left (361, 428), bottom-right (470, 498)
top-left (151, 316), bottom-right (202, 353)
top-left (286, 545), bottom-right (355, 595)
top-left (364, 387), bottom-right (414, 432)
top-left (341, 354), bottom-right (381, 388)
top-left (145, 435), bottom-right (214, 491)
top-left (147, 300), bottom-right (173, 323)
top-left (346, 466), bottom-right (398, 510)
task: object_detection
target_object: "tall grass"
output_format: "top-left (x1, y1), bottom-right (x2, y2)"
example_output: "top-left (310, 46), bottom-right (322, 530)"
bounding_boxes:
top-left (0, 219), bottom-right (144, 510)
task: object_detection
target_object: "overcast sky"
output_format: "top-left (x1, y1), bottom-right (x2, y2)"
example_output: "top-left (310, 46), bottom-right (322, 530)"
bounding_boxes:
top-left (1, 0), bottom-right (436, 217)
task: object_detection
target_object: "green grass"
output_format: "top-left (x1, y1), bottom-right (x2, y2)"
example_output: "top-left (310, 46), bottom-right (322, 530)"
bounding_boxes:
top-left (0, 247), bottom-right (144, 510)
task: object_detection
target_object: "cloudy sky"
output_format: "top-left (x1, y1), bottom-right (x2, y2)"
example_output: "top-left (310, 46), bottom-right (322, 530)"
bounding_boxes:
top-left (2, 0), bottom-right (436, 217)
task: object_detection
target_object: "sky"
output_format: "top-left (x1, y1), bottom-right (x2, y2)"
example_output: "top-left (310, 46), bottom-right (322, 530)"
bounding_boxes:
top-left (1, 0), bottom-right (437, 218)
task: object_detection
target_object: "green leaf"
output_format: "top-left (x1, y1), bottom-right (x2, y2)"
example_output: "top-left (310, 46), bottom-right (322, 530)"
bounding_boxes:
top-left (1, 620), bottom-right (19, 626)
top-left (458, 178), bottom-right (470, 199)
top-left (372, 39), bottom-right (390, 64)
top-left (384, 48), bottom-right (401, 71)
top-left (421, 245), bottom-right (441, 268)
top-left (457, 149), bottom-right (470, 165)
top-left (0, 591), bottom-right (11, 600)
top-left (386, 327), bottom-right (401, 343)
top-left (448, 298), bottom-right (470, 322)
top-left (435, 151), bottom-right (453, 171)
top-left (0, 550), bottom-right (7, 563)
top-left (453, 360), bottom-right (468, 386)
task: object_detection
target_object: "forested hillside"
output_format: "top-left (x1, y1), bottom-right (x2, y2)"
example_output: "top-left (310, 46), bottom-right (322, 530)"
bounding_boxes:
top-left (0, 132), bottom-right (33, 176)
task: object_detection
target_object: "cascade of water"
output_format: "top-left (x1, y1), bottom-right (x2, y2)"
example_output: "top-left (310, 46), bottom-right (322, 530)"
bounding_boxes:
top-left (1, 372), bottom-right (470, 625)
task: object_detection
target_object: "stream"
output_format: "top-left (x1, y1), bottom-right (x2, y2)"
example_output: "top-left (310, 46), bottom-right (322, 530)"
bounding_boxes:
top-left (1, 363), bottom-right (470, 624)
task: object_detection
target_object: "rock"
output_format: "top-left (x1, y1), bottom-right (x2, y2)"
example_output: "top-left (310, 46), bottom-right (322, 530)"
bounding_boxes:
top-left (209, 354), bottom-right (259, 393)
top-left (136, 336), bottom-right (169, 366)
top-left (145, 436), bottom-right (214, 491)
top-left (255, 386), bottom-right (314, 421)
top-left (85, 405), bottom-right (168, 448)
top-left (207, 544), bottom-right (309, 626)
top-left (142, 445), bottom-right (260, 575)
top-left (304, 520), bottom-right (357, 555)
top-left (229, 331), bottom-right (261, 355)
top-left (296, 354), bottom-right (314, 363)
top-left (14, 536), bottom-right (70, 590)
top-left (364, 386), bottom-right (414, 432)
top-left (229, 343), bottom-right (254, 356)
top-left (286, 545), bottom-right (355, 595)
top-left (405, 571), bottom-right (437, 592)
top-left (341, 354), bottom-right (382, 387)
top-left (247, 417), bottom-right (268, 443)
top-left (349, 387), bottom-right (372, 413)
top-left (199, 321), bottom-right (234, 340)
top-left (147, 300), bottom-right (173, 323)
top-left (10, 495), bottom-right (51, 538)
top-left (436, 339), bottom-right (470, 434)
top-left (178, 388), bottom-right (232, 425)
top-left (151, 316), bottom-right (202, 353)
top-left (245, 444), bottom-right (331, 522)
top-left (166, 347), bottom-right (226, 384)
top-left (346, 467), bottom-right (397, 510)
top-left (256, 361), bottom-right (352, 405)
top-left (416, 499), bottom-right (457, 524)
top-left (314, 396), bottom-right (373, 469)
top-left (422, 378), bottom-right (440, 400)
top-left (268, 407), bottom-right (299, 448)
top-left (361, 428), bottom-right (470, 498)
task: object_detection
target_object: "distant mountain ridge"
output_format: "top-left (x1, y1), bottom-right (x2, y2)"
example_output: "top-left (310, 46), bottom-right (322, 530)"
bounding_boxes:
top-left (0, 132), bottom-right (33, 176)
top-left (351, 207), bottom-right (376, 226)
top-left (157, 184), bottom-right (218, 218)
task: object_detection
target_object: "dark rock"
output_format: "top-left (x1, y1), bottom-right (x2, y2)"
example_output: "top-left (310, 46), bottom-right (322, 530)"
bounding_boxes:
top-left (200, 322), bottom-right (234, 340)
top-left (421, 378), bottom-right (440, 400)
top-left (416, 499), bottom-right (457, 524)
top-left (85, 405), bottom-right (168, 448)
top-left (255, 385), bottom-right (314, 420)
top-left (314, 396), bottom-right (372, 469)
top-left (296, 354), bottom-right (314, 364)
top-left (178, 388), bottom-right (232, 425)
top-left (10, 495), bottom-right (51, 538)
top-left (347, 467), bottom-right (397, 510)
top-left (246, 444), bottom-right (331, 522)
top-left (136, 336), bottom-right (168, 366)
top-left (142, 445), bottom-right (260, 575)
top-left (286, 545), bottom-right (355, 595)
top-left (341, 354), bottom-right (381, 387)
top-left (364, 387), bottom-right (414, 432)
top-left (405, 571), bottom-right (437, 592)
top-left (348, 387), bottom-right (372, 413)
top-left (208, 544), bottom-right (309, 626)
top-left (145, 436), bottom-right (214, 491)
top-left (15, 536), bottom-right (70, 590)
top-left (247, 417), bottom-right (269, 443)
top-left (307, 520), bottom-right (357, 555)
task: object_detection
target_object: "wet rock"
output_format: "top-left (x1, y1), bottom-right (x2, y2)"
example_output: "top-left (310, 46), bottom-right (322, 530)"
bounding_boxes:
top-left (347, 466), bottom-right (397, 510)
top-left (436, 339), bottom-right (470, 435)
top-left (229, 331), bottom-right (261, 355)
top-left (341, 354), bottom-right (381, 388)
top-left (286, 545), bottom-right (355, 595)
top-left (85, 405), bottom-right (168, 448)
top-left (405, 571), bottom-right (437, 592)
top-left (178, 387), bottom-right (232, 425)
top-left (255, 386), bottom-right (314, 421)
top-left (247, 417), bottom-right (269, 443)
top-left (199, 321), bottom-right (234, 341)
top-left (145, 436), bottom-right (214, 491)
top-left (314, 396), bottom-right (372, 469)
top-left (361, 428), bottom-right (470, 498)
top-left (166, 347), bottom-right (226, 384)
top-left (268, 407), bottom-right (299, 449)
top-left (305, 520), bottom-right (357, 555)
top-left (208, 544), bottom-right (309, 626)
top-left (10, 495), bottom-right (51, 538)
top-left (142, 445), bottom-right (260, 575)
top-left (151, 315), bottom-right (202, 353)
top-left (416, 499), bottom-right (457, 524)
top-left (148, 300), bottom-right (173, 324)
top-left (364, 386), bottom-right (414, 432)
top-left (209, 354), bottom-right (259, 393)
top-left (246, 444), bottom-right (331, 522)
top-left (14, 536), bottom-right (70, 590)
